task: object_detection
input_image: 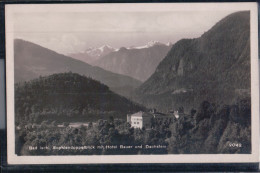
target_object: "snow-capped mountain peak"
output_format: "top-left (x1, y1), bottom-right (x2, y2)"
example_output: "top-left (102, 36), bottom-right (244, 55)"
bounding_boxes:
top-left (99, 45), bottom-right (114, 51)
top-left (85, 45), bottom-right (115, 57)
top-left (147, 41), bottom-right (164, 47)
top-left (126, 41), bottom-right (166, 50)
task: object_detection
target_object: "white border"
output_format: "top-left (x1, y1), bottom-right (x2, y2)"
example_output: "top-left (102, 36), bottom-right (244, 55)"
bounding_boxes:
top-left (5, 2), bottom-right (259, 164)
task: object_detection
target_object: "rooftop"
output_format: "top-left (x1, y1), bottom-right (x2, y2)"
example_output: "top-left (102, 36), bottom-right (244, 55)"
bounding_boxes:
top-left (130, 111), bottom-right (173, 117)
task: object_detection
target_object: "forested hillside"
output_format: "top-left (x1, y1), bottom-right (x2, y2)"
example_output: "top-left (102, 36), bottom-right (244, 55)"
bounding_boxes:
top-left (16, 98), bottom-right (251, 155)
top-left (15, 73), bottom-right (144, 124)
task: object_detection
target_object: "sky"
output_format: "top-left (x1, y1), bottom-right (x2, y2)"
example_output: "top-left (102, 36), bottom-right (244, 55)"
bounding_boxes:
top-left (13, 10), bottom-right (236, 54)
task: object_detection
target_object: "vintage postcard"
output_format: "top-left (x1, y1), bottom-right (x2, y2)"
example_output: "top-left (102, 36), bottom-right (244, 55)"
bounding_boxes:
top-left (5, 3), bottom-right (259, 164)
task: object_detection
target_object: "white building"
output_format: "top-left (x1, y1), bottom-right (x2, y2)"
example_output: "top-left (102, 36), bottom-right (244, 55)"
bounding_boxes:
top-left (127, 112), bottom-right (153, 129)
top-left (127, 110), bottom-right (177, 129)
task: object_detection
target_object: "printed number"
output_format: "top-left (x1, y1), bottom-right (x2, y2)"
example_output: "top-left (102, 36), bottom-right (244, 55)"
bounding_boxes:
top-left (228, 142), bottom-right (242, 148)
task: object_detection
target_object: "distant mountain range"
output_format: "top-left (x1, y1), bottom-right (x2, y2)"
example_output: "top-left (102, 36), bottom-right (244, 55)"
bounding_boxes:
top-left (92, 42), bottom-right (172, 82)
top-left (15, 73), bottom-right (144, 122)
top-left (127, 41), bottom-right (172, 50)
top-left (135, 11), bottom-right (251, 112)
top-left (69, 41), bottom-right (171, 61)
top-left (68, 45), bottom-right (116, 64)
top-left (68, 41), bottom-right (172, 82)
top-left (14, 39), bottom-right (142, 96)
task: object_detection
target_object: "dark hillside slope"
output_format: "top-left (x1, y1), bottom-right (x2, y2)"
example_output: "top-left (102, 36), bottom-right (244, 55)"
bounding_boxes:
top-left (15, 73), bottom-right (144, 123)
top-left (136, 11), bottom-right (250, 111)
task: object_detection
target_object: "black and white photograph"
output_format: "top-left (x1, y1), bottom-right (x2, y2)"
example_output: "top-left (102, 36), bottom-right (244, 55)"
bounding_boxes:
top-left (5, 3), bottom-right (259, 164)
